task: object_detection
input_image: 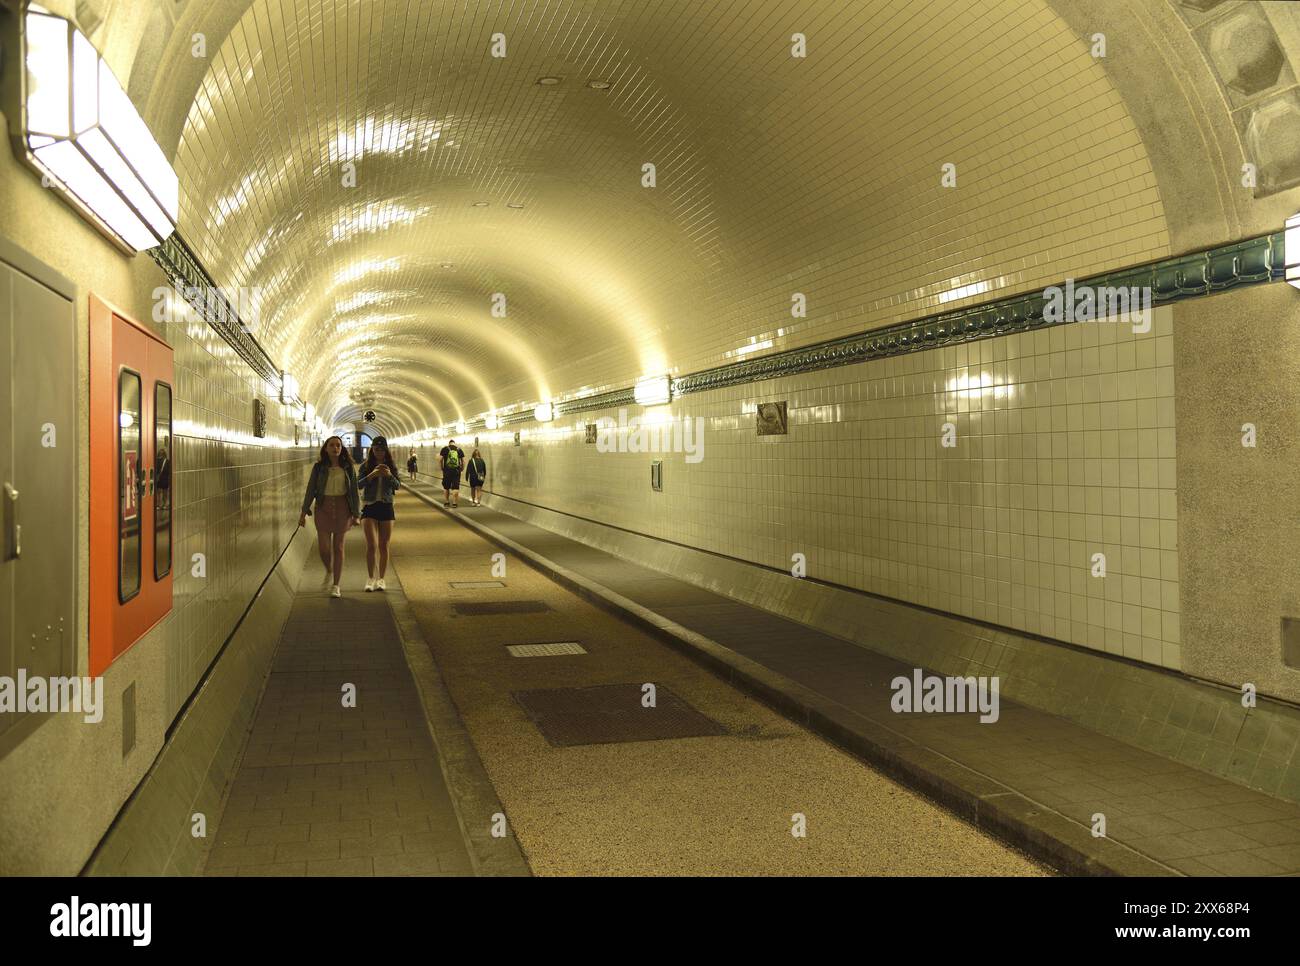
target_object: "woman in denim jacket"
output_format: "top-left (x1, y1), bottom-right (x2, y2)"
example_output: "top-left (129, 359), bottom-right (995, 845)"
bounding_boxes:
top-left (298, 436), bottom-right (360, 598)
top-left (357, 435), bottom-right (401, 592)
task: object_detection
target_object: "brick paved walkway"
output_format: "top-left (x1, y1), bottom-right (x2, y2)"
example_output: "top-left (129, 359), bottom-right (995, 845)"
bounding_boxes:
top-left (203, 526), bottom-right (474, 876)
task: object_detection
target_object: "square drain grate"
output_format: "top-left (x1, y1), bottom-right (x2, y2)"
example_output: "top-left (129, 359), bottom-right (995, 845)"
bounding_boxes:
top-left (513, 683), bottom-right (727, 747)
top-left (507, 641), bottom-right (587, 658)
top-left (453, 600), bottom-right (551, 616)
top-left (449, 580), bottom-right (507, 589)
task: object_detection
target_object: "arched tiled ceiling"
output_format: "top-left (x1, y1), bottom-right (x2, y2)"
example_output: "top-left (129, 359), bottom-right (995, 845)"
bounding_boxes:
top-left (156, 0), bottom-right (1175, 431)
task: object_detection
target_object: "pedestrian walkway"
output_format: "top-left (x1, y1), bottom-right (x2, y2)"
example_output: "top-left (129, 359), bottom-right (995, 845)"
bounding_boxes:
top-left (390, 485), bottom-right (1047, 875)
top-left (202, 525), bottom-right (477, 876)
top-left (409, 485), bottom-right (1300, 876)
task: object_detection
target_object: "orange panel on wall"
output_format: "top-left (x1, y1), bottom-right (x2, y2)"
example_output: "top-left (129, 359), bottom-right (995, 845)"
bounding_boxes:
top-left (89, 294), bottom-right (174, 677)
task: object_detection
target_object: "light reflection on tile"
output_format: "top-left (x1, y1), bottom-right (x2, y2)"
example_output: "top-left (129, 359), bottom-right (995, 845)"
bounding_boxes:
top-left (473, 310), bottom-right (1181, 671)
top-left (162, 312), bottom-right (312, 721)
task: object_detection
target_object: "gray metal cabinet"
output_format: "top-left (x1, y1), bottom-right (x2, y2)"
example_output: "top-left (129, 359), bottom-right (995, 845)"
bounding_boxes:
top-left (0, 238), bottom-right (77, 758)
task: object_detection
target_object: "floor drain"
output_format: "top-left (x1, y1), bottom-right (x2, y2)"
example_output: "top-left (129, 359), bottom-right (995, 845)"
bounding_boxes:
top-left (507, 642), bottom-right (587, 657)
top-left (449, 580), bottom-right (506, 589)
top-left (453, 600), bottom-right (551, 616)
top-left (513, 683), bottom-right (727, 747)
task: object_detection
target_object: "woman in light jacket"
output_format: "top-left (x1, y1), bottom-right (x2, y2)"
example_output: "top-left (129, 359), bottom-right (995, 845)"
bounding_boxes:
top-left (357, 435), bottom-right (401, 592)
top-left (299, 435), bottom-right (360, 598)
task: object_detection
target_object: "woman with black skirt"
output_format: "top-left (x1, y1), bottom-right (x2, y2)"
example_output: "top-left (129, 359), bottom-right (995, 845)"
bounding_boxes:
top-left (466, 448), bottom-right (487, 506)
top-left (357, 436), bottom-right (400, 591)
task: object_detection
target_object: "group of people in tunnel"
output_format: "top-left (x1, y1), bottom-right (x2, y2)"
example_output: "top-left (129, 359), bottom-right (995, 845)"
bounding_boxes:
top-left (297, 434), bottom-right (487, 597)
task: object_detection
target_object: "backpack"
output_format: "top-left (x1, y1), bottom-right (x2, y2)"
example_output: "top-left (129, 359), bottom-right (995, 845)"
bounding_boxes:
top-left (445, 448), bottom-right (461, 469)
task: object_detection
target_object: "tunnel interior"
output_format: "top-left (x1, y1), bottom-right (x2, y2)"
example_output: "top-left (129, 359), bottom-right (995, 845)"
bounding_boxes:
top-left (2, 0), bottom-right (1300, 885)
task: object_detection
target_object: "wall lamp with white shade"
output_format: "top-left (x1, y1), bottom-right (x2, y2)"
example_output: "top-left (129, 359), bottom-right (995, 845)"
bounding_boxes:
top-left (3, 4), bottom-right (179, 254)
top-left (634, 375), bottom-right (671, 406)
top-left (279, 371), bottom-right (298, 404)
top-left (1286, 213), bottom-right (1300, 290)
top-left (534, 402), bottom-right (554, 422)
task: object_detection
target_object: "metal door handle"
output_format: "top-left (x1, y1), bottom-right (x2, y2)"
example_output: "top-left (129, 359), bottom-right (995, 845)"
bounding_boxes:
top-left (3, 483), bottom-right (18, 561)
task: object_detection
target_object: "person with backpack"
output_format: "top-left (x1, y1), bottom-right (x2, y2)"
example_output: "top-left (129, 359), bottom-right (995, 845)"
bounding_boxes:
top-left (406, 452), bottom-right (418, 480)
top-left (466, 448), bottom-right (487, 506)
top-left (439, 438), bottom-right (465, 508)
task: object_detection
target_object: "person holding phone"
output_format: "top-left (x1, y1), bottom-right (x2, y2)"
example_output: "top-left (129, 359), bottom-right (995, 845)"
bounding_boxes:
top-left (357, 436), bottom-right (400, 591)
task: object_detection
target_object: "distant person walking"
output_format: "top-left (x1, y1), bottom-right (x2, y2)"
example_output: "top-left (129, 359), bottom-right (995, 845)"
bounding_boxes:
top-left (298, 435), bottom-right (360, 598)
top-left (406, 452), bottom-right (418, 481)
top-left (357, 435), bottom-right (400, 592)
top-left (467, 448), bottom-right (487, 506)
top-left (439, 438), bottom-right (465, 508)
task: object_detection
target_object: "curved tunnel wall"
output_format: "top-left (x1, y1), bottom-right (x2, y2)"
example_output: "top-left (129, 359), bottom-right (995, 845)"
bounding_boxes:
top-left (0, 1), bottom-right (315, 873)
top-left (1, 0), bottom-right (1299, 873)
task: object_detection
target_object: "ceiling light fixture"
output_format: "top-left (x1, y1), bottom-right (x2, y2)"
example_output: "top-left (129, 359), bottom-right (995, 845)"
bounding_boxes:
top-left (587, 80), bottom-right (611, 90)
top-left (11, 6), bottom-right (180, 253)
top-left (537, 76), bottom-right (562, 86)
top-left (471, 201), bottom-right (489, 207)
top-left (506, 202), bottom-right (524, 209)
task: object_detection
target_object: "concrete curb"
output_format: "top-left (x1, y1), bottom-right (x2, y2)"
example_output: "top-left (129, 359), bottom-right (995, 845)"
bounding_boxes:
top-left (412, 486), bottom-right (1177, 878)
top-left (382, 526), bottom-right (532, 877)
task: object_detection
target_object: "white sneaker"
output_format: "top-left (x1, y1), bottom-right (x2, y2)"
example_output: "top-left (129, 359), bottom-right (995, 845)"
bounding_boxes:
top-left (375, 578), bottom-right (386, 591)
top-left (365, 579), bottom-right (376, 592)
top-left (330, 586), bottom-right (341, 598)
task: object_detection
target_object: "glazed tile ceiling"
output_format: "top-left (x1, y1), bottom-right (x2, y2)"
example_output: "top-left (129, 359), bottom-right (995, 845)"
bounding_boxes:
top-left (170, 0), bottom-right (1168, 436)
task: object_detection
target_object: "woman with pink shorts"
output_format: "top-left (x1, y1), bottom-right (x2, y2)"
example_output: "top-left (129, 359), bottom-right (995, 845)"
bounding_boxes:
top-left (298, 435), bottom-right (361, 597)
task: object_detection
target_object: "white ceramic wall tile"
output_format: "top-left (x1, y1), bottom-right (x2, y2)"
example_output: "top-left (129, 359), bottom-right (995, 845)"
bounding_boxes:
top-left (162, 312), bottom-right (314, 721)
top-left (450, 306), bottom-right (1179, 670)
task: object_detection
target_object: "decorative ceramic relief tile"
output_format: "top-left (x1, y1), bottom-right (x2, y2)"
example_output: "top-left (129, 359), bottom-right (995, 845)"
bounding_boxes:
top-left (756, 402), bottom-right (788, 436)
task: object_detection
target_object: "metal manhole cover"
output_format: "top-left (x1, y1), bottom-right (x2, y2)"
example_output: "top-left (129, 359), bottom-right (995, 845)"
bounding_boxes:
top-left (449, 580), bottom-right (507, 589)
top-left (512, 683), bottom-right (727, 747)
top-left (507, 642), bottom-right (587, 657)
top-left (453, 600), bottom-right (551, 616)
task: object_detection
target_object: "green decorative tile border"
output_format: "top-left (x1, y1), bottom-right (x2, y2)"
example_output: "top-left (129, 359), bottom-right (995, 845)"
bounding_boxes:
top-left (672, 232), bottom-right (1283, 397)
top-left (497, 387), bottom-right (637, 426)
top-left (150, 233), bottom-right (282, 385)
top-left (154, 226), bottom-right (1280, 437)
top-left (473, 231), bottom-right (1283, 434)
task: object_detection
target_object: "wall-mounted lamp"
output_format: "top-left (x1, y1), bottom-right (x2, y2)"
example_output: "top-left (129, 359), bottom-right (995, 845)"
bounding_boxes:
top-left (634, 375), bottom-right (671, 406)
top-left (1286, 213), bottom-right (1300, 290)
top-left (485, 414), bottom-right (500, 430)
top-left (279, 371), bottom-right (298, 403)
top-left (534, 402), bottom-right (553, 422)
top-left (6, 5), bottom-right (179, 254)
